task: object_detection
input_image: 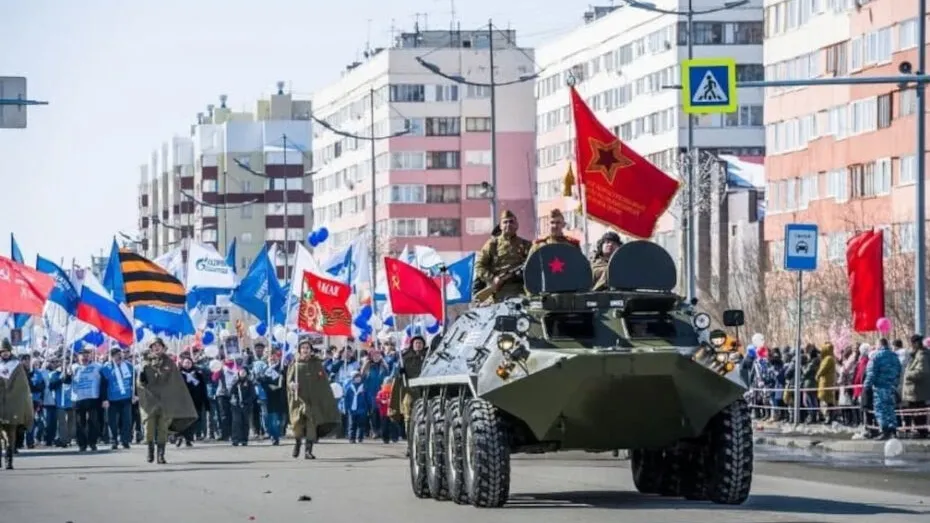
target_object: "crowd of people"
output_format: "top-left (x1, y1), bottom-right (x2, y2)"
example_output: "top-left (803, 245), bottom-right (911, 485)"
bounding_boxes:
top-left (743, 334), bottom-right (930, 440)
top-left (2, 333), bottom-right (426, 467)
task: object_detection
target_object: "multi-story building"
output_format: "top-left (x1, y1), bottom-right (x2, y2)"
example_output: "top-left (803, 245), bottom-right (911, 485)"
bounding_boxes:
top-left (762, 0), bottom-right (922, 336)
top-left (534, 2), bottom-right (765, 295)
top-left (310, 27), bottom-right (537, 264)
top-left (137, 84), bottom-right (313, 279)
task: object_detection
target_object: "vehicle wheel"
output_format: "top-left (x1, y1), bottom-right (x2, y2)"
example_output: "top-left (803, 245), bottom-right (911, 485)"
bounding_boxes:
top-left (705, 399), bottom-right (753, 505)
top-left (444, 396), bottom-right (468, 505)
top-left (408, 397), bottom-right (430, 499)
top-left (630, 449), bottom-right (662, 494)
top-left (426, 397), bottom-right (449, 500)
top-left (657, 447), bottom-right (682, 497)
top-left (463, 398), bottom-right (510, 508)
top-left (680, 445), bottom-right (709, 501)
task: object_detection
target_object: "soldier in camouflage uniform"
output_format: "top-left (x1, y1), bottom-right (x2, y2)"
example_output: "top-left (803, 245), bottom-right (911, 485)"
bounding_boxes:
top-left (864, 338), bottom-right (903, 440)
top-left (590, 231), bottom-right (622, 290)
top-left (528, 208), bottom-right (582, 257)
top-left (473, 209), bottom-right (533, 304)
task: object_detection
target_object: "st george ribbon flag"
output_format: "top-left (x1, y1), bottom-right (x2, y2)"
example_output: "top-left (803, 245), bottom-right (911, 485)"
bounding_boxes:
top-left (0, 255), bottom-right (55, 316)
top-left (297, 271), bottom-right (352, 336)
top-left (569, 85), bottom-right (680, 238)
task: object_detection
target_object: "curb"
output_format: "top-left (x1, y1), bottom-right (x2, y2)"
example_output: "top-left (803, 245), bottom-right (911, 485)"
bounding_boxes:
top-left (754, 434), bottom-right (930, 454)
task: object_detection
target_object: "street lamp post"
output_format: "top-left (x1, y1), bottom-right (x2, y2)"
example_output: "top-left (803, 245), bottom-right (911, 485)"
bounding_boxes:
top-left (623, 0), bottom-right (749, 301)
top-left (415, 21), bottom-right (538, 226)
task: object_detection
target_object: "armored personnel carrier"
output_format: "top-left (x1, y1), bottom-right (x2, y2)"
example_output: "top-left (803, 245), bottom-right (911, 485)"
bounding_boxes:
top-left (404, 240), bottom-right (752, 508)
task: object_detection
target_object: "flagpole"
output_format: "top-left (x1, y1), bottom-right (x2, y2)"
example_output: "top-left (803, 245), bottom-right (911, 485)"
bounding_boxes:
top-left (567, 80), bottom-right (590, 254)
top-left (439, 265), bottom-right (448, 331)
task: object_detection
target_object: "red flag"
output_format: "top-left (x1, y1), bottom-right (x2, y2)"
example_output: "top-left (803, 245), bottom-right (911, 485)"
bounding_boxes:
top-left (846, 230), bottom-right (885, 333)
top-left (297, 270), bottom-right (352, 336)
top-left (0, 256), bottom-right (54, 316)
top-left (569, 86), bottom-right (681, 238)
top-left (384, 257), bottom-right (444, 321)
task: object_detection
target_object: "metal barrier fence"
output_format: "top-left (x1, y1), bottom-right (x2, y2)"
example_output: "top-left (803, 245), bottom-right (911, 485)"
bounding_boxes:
top-left (746, 384), bottom-right (930, 432)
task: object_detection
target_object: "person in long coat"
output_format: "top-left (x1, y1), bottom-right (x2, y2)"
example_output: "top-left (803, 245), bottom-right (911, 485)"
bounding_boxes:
top-left (287, 339), bottom-right (340, 460)
top-left (0, 340), bottom-right (34, 469)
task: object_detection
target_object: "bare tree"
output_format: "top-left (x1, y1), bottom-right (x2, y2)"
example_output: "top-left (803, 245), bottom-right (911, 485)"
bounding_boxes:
top-left (666, 150), bottom-right (729, 219)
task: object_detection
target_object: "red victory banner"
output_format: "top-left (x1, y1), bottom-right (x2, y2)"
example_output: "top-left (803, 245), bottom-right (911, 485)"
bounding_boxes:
top-left (297, 270), bottom-right (352, 336)
top-left (569, 86), bottom-right (681, 238)
top-left (0, 256), bottom-right (54, 316)
top-left (846, 229), bottom-right (885, 333)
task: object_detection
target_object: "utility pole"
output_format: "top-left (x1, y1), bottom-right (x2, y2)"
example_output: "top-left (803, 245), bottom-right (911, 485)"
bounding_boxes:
top-left (488, 19), bottom-right (499, 221)
top-left (282, 133), bottom-right (290, 281)
top-left (916, 0), bottom-right (927, 334)
top-left (684, 0), bottom-right (697, 302)
top-left (369, 88), bottom-right (379, 318)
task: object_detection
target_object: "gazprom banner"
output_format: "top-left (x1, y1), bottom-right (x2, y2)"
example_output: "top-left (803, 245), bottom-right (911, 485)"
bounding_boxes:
top-left (186, 241), bottom-right (235, 290)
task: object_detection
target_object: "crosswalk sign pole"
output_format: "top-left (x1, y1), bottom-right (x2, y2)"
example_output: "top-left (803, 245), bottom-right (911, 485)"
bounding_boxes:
top-left (684, 4), bottom-right (696, 302)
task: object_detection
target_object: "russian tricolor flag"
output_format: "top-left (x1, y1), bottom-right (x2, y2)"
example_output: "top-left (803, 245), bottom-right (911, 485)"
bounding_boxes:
top-left (75, 271), bottom-right (134, 346)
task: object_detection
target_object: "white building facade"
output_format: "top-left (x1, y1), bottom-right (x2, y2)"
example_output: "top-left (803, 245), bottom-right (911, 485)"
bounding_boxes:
top-left (535, 1), bottom-right (766, 259)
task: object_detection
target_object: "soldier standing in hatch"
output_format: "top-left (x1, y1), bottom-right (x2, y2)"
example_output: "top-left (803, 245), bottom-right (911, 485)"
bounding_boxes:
top-left (590, 231), bottom-right (623, 290)
top-left (528, 208), bottom-right (582, 257)
top-left (473, 209), bottom-right (533, 304)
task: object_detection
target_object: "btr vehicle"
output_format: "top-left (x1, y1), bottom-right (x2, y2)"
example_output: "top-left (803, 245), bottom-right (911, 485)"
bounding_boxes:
top-left (403, 240), bottom-right (752, 508)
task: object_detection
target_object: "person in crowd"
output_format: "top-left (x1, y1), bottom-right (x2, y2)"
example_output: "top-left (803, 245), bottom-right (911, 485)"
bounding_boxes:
top-left (211, 351), bottom-right (233, 442)
top-left (864, 337), bottom-right (904, 440)
top-left (901, 335), bottom-right (930, 439)
top-left (390, 334), bottom-right (426, 457)
top-left (473, 209), bottom-right (533, 304)
top-left (343, 371), bottom-right (368, 443)
top-left (178, 354), bottom-right (208, 447)
top-left (102, 348), bottom-right (134, 450)
top-left (63, 348), bottom-right (108, 453)
top-left (361, 348), bottom-right (391, 439)
top-left (0, 340), bottom-right (35, 469)
top-left (249, 342), bottom-right (267, 439)
top-left (229, 366), bottom-right (256, 447)
top-left (200, 353), bottom-right (219, 440)
top-left (375, 376), bottom-right (398, 443)
top-left (816, 342), bottom-right (837, 424)
top-left (39, 355), bottom-right (61, 447)
top-left (48, 357), bottom-right (74, 448)
top-left (287, 339), bottom-right (320, 459)
top-left (94, 350), bottom-right (111, 446)
top-left (138, 338), bottom-right (197, 464)
top-left (256, 348), bottom-right (286, 445)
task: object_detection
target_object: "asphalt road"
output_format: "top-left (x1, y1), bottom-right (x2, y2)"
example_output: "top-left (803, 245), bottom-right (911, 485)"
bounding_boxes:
top-left (1, 441), bottom-right (929, 523)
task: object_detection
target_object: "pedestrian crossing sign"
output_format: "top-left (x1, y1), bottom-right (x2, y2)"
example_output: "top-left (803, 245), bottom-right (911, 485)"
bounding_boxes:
top-left (681, 57), bottom-right (737, 114)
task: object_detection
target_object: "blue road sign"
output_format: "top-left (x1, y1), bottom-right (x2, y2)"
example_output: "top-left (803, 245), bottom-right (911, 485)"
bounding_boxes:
top-left (681, 57), bottom-right (737, 114)
top-left (784, 223), bottom-right (819, 272)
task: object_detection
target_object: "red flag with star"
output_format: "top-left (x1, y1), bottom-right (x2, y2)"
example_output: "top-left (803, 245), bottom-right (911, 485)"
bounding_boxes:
top-left (384, 257), bottom-right (444, 322)
top-left (297, 270), bottom-right (352, 336)
top-left (569, 86), bottom-right (680, 238)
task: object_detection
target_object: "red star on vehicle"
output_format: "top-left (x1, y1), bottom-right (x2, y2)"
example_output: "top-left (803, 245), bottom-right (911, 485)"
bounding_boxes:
top-left (548, 257), bottom-right (565, 273)
top-left (587, 137), bottom-right (635, 184)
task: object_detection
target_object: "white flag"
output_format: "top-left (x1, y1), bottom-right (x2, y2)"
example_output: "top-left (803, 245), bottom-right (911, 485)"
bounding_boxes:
top-left (186, 242), bottom-right (235, 290)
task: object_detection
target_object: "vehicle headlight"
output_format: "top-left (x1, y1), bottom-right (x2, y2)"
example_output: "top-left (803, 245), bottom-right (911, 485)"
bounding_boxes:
top-left (515, 317), bottom-right (530, 334)
top-left (715, 353), bottom-right (728, 363)
top-left (497, 334), bottom-right (515, 352)
top-left (693, 312), bottom-right (711, 330)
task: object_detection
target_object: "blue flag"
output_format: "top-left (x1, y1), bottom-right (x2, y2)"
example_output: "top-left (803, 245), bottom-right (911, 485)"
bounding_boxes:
top-left (36, 255), bottom-right (80, 316)
top-left (103, 239), bottom-right (126, 303)
top-left (443, 253), bottom-right (475, 305)
top-left (231, 244), bottom-right (286, 324)
top-left (226, 238), bottom-right (237, 275)
top-left (10, 233), bottom-right (30, 329)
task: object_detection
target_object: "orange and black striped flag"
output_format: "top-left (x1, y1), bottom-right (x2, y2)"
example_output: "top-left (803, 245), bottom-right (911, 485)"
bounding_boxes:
top-left (118, 249), bottom-right (186, 308)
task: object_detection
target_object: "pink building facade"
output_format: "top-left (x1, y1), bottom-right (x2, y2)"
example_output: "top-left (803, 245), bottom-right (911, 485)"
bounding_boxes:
top-left (311, 29), bottom-right (538, 263)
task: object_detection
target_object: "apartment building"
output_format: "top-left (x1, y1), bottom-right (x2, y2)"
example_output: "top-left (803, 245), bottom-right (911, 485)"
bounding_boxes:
top-left (137, 84), bottom-right (313, 279)
top-left (310, 27), bottom-right (537, 263)
top-left (763, 0), bottom-right (923, 330)
top-left (534, 2), bottom-right (765, 291)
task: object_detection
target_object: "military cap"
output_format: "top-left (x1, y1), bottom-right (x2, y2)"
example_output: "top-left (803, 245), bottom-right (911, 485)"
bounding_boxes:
top-left (0, 338), bottom-right (11, 352)
top-left (149, 337), bottom-right (166, 348)
top-left (499, 209), bottom-right (517, 221)
top-left (601, 231), bottom-right (622, 245)
top-left (549, 208), bottom-right (565, 219)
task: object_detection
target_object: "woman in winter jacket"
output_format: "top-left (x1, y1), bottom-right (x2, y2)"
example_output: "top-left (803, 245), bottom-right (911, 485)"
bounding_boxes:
top-left (816, 342), bottom-right (837, 422)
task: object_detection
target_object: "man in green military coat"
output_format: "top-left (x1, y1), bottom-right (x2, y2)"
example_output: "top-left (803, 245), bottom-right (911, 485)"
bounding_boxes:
top-left (389, 334), bottom-right (426, 457)
top-left (590, 231), bottom-right (622, 290)
top-left (528, 208), bottom-right (582, 257)
top-left (0, 339), bottom-right (34, 470)
top-left (137, 337), bottom-right (198, 465)
top-left (287, 339), bottom-right (340, 460)
top-left (473, 209), bottom-right (532, 304)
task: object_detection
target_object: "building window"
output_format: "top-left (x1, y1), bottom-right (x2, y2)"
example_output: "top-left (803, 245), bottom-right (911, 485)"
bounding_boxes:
top-left (735, 64), bottom-right (763, 81)
top-left (426, 151), bottom-right (460, 169)
top-left (203, 229), bottom-right (218, 243)
top-left (466, 85), bottom-right (491, 99)
top-left (202, 179), bottom-right (217, 192)
top-left (202, 206), bottom-right (217, 217)
top-left (241, 205), bottom-right (253, 219)
top-left (389, 218), bottom-right (425, 237)
top-left (240, 233), bottom-right (253, 244)
top-left (425, 117), bottom-right (460, 136)
top-left (390, 152), bottom-right (426, 170)
top-left (465, 183), bottom-right (491, 199)
top-left (679, 21), bottom-right (763, 46)
top-left (898, 89), bottom-right (917, 116)
top-left (265, 203), bottom-right (304, 215)
top-left (875, 158), bottom-right (892, 195)
top-left (899, 155), bottom-right (916, 185)
top-left (465, 217), bottom-right (493, 235)
top-left (389, 84), bottom-right (425, 102)
top-left (431, 85), bottom-right (460, 102)
top-left (825, 41), bottom-right (849, 76)
top-left (465, 117), bottom-right (492, 132)
top-left (240, 180), bottom-right (252, 193)
top-left (426, 185), bottom-right (461, 203)
top-left (897, 18), bottom-right (918, 51)
top-left (877, 93), bottom-right (893, 129)
top-left (384, 184), bottom-right (425, 203)
top-left (428, 218), bottom-right (461, 237)
top-left (898, 222), bottom-right (916, 252)
top-left (464, 150), bottom-right (492, 166)
top-left (724, 105), bottom-right (764, 127)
